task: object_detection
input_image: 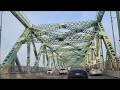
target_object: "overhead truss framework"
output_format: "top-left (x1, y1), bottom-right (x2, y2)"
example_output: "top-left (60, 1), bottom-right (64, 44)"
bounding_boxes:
top-left (0, 11), bottom-right (119, 73)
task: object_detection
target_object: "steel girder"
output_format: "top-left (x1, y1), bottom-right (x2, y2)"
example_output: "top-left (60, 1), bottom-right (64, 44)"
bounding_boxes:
top-left (1, 28), bottom-right (31, 72)
top-left (30, 20), bottom-right (96, 39)
top-left (57, 42), bottom-right (92, 66)
top-left (31, 31), bottom-right (66, 68)
top-left (96, 11), bottom-right (105, 22)
top-left (97, 22), bottom-right (118, 70)
top-left (38, 20), bottom-right (96, 31)
top-left (48, 34), bottom-right (95, 45)
top-left (32, 20), bottom-right (97, 43)
top-left (54, 45), bottom-right (87, 55)
top-left (3, 11), bottom-right (117, 71)
top-left (11, 11), bottom-right (32, 28)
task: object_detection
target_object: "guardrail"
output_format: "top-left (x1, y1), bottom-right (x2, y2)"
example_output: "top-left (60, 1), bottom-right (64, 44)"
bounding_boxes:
top-left (0, 66), bottom-right (47, 74)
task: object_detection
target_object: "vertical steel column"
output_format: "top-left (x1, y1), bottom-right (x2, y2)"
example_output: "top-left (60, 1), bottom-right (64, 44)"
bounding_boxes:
top-left (44, 46), bottom-right (49, 68)
top-left (90, 48), bottom-right (93, 68)
top-left (105, 51), bottom-right (108, 70)
top-left (27, 41), bottom-right (30, 72)
top-left (15, 56), bottom-right (22, 72)
top-left (43, 53), bottom-right (45, 67)
top-left (60, 60), bottom-right (62, 69)
top-left (96, 35), bottom-right (100, 68)
top-left (11, 59), bottom-right (15, 72)
top-left (50, 55), bottom-right (52, 68)
top-left (52, 51), bottom-right (56, 70)
top-left (85, 55), bottom-right (87, 67)
top-left (87, 53), bottom-right (90, 68)
top-left (63, 62), bottom-right (65, 68)
top-left (31, 40), bottom-right (38, 61)
top-left (106, 51), bottom-right (111, 70)
top-left (99, 39), bottom-right (104, 71)
top-left (56, 54), bottom-right (60, 69)
top-left (31, 39), bottom-right (39, 71)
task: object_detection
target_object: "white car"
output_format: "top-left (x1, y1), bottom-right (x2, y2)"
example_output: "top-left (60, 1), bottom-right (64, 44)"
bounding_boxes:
top-left (47, 69), bottom-right (53, 74)
top-left (59, 69), bottom-right (68, 75)
top-left (89, 68), bottom-right (102, 76)
top-left (67, 67), bottom-right (71, 71)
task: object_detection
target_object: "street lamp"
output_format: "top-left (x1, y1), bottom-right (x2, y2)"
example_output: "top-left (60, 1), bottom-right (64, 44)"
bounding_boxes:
top-left (0, 11), bottom-right (3, 78)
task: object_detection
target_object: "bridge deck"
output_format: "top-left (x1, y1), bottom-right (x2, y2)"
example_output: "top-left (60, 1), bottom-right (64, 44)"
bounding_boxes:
top-left (0, 71), bottom-right (119, 79)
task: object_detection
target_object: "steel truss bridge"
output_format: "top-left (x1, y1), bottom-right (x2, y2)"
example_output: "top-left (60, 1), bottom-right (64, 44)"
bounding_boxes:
top-left (0, 11), bottom-right (120, 78)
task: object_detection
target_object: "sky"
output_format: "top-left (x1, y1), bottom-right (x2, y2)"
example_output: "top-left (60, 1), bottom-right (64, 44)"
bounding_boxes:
top-left (0, 11), bottom-right (120, 66)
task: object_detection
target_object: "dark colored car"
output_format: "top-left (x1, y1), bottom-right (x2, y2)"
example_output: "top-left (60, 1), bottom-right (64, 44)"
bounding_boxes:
top-left (67, 67), bottom-right (88, 79)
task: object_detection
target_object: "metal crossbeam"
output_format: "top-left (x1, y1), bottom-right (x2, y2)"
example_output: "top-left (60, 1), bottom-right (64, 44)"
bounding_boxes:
top-left (38, 20), bottom-right (96, 31)
top-left (38, 20), bottom-right (97, 41)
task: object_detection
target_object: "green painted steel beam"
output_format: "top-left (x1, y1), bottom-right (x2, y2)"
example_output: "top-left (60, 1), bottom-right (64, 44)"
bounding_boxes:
top-left (26, 31), bottom-right (31, 67)
top-left (96, 11), bottom-right (105, 22)
top-left (33, 45), bottom-right (43, 70)
top-left (98, 23), bottom-right (118, 70)
top-left (31, 39), bottom-right (38, 60)
top-left (98, 23), bottom-right (116, 59)
top-left (15, 56), bottom-right (22, 72)
top-left (1, 28), bottom-right (31, 72)
top-left (99, 39), bottom-right (105, 70)
top-left (11, 11), bottom-right (31, 28)
top-left (52, 51), bottom-right (56, 69)
top-left (43, 45), bottom-right (49, 67)
top-left (43, 53), bottom-right (45, 67)
top-left (27, 40), bottom-right (30, 66)
top-left (38, 20), bottom-right (96, 31)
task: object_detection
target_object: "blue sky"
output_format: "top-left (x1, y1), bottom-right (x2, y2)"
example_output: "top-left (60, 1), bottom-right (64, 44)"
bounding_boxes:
top-left (1, 11), bottom-right (120, 66)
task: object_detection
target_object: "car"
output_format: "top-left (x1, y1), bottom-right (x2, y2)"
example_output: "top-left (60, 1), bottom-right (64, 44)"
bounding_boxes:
top-left (89, 68), bottom-right (102, 76)
top-left (59, 69), bottom-right (68, 75)
top-left (67, 67), bottom-right (71, 71)
top-left (67, 67), bottom-right (88, 79)
top-left (47, 69), bottom-right (53, 74)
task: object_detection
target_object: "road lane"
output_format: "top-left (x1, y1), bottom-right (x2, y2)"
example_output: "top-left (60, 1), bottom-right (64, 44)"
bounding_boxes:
top-left (36, 72), bottom-right (119, 79)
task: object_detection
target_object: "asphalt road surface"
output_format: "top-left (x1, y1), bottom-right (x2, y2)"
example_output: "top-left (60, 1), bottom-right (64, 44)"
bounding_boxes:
top-left (89, 75), bottom-right (119, 79)
top-left (35, 72), bottom-right (119, 79)
top-left (0, 72), bottom-right (119, 79)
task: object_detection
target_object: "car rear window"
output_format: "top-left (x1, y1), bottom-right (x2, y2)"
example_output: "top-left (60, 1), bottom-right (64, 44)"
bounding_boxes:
top-left (60, 69), bottom-right (65, 70)
top-left (48, 70), bottom-right (52, 71)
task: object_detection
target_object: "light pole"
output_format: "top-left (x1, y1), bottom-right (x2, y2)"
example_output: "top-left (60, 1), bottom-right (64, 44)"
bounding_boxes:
top-left (116, 12), bottom-right (120, 41)
top-left (0, 11), bottom-right (3, 79)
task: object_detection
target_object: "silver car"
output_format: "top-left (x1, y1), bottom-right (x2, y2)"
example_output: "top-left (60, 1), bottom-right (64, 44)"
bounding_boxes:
top-left (89, 68), bottom-right (102, 76)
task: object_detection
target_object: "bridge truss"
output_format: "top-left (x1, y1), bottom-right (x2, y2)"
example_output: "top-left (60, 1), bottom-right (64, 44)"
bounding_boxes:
top-left (0, 11), bottom-right (120, 73)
